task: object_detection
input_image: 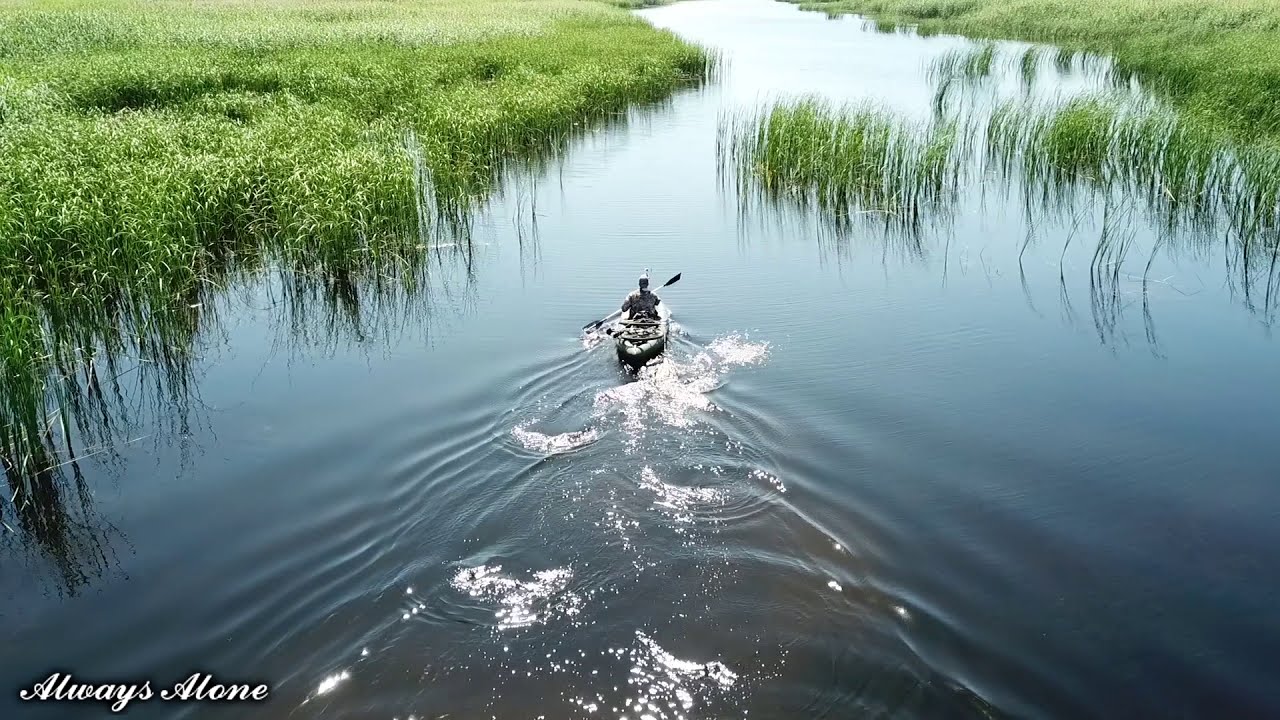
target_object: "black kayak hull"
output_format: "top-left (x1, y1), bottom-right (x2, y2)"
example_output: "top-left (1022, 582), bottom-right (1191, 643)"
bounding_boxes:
top-left (611, 310), bottom-right (670, 368)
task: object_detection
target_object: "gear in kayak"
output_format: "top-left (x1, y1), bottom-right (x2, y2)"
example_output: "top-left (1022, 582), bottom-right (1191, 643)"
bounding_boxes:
top-left (612, 268), bottom-right (670, 368)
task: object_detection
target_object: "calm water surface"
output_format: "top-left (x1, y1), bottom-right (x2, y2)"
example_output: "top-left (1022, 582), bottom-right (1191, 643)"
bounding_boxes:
top-left (4, 1), bottom-right (1280, 718)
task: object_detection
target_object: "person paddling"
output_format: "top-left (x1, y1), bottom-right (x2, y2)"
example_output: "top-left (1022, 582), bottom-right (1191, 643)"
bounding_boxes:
top-left (620, 269), bottom-right (662, 322)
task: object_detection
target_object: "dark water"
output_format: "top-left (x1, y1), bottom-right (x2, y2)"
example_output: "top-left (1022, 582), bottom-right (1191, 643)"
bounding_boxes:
top-left (5, 1), bottom-right (1280, 718)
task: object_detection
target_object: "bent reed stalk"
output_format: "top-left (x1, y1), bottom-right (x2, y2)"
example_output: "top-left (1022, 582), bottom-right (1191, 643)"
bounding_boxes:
top-left (0, 0), bottom-right (713, 504)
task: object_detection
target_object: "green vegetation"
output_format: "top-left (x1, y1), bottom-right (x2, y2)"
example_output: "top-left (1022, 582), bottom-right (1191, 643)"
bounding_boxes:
top-left (0, 0), bottom-right (710, 504)
top-left (721, 93), bottom-right (1280, 265)
top-left (1018, 46), bottom-right (1042, 87)
top-left (987, 95), bottom-right (1280, 243)
top-left (718, 98), bottom-right (965, 233)
top-left (784, 0), bottom-right (1280, 141)
top-left (926, 43), bottom-right (995, 113)
top-left (927, 43), bottom-right (996, 84)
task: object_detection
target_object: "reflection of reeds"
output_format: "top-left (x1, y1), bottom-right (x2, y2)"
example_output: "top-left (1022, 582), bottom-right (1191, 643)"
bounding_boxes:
top-left (0, 219), bottom-right (497, 596)
top-left (1, 452), bottom-right (127, 598)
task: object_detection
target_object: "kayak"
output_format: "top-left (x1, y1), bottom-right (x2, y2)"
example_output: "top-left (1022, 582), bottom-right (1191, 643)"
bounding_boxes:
top-left (611, 304), bottom-right (670, 368)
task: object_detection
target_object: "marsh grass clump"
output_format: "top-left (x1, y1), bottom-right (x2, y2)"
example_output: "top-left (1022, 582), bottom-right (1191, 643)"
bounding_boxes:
top-left (718, 97), bottom-right (967, 233)
top-left (988, 95), bottom-right (1239, 228)
top-left (928, 43), bottom-right (997, 84)
top-left (1018, 46), bottom-right (1042, 87)
top-left (927, 43), bottom-right (996, 114)
top-left (986, 94), bottom-right (1280, 253)
top-left (722, 90), bottom-right (1280, 308)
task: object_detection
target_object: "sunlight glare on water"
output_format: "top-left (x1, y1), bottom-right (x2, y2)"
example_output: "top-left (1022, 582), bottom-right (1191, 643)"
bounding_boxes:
top-left (592, 334), bottom-right (771, 446)
top-left (571, 631), bottom-right (742, 720)
top-left (512, 424), bottom-right (602, 454)
top-left (450, 565), bottom-right (585, 630)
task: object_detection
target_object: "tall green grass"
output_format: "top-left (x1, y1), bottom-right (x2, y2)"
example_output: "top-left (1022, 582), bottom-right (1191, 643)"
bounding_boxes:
top-left (987, 95), bottom-right (1280, 244)
top-left (927, 43), bottom-right (996, 112)
top-left (927, 43), bottom-right (996, 84)
top-left (718, 98), bottom-right (966, 234)
top-left (0, 0), bottom-right (711, 512)
top-left (721, 92), bottom-right (1280, 300)
top-left (784, 0), bottom-right (1280, 141)
top-left (1018, 46), bottom-right (1042, 87)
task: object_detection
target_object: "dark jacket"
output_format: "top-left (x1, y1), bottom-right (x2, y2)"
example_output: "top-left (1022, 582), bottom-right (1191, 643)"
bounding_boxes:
top-left (621, 289), bottom-right (661, 319)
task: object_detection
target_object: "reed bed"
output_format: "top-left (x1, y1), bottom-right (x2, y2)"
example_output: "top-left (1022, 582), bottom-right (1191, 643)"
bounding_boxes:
top-left (721, 90), bottom-right (1280, 297)
top-left (987, 95), bottom-right (1280, 244)
top-left (784, 0), bottom-right (1280, 141)
top-left (0, 0), bottom-right (712, 500)
top-left (718, 98), bottom-right (967, 233)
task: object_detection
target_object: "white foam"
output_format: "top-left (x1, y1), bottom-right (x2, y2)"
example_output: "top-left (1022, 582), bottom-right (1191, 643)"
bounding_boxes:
top-left (315, 669), bottom-right (350, 696)
top-left (591, 335), bottom-right (771, 449)
top-left (707, 333), bottom-right (770, 366)
top-left (749, 469), bottom-right (785, 493)
top-left (511, 424), bottom-right (600, 454)
top-left (638, 466), bottom-right (724, 527)
top-left (599, 631), bottom-right (739, 720)
top-left (450, 565), bottom-right (583, 630)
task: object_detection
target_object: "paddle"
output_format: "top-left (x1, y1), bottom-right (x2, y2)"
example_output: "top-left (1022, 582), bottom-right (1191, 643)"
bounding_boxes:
top-left (583, 272), bottom-right (681, 333)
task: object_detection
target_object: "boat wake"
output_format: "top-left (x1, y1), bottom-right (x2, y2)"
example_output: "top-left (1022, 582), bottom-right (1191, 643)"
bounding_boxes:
top-left (450, 564), bottom-right (585, 630)
top-left (509, 333), bottom-right (769, 456)
top-left (301, 329), bottom-right (783, 718)
top-left (592, 333), bottom-right (770, 449)
top-left (572, 630), bottom-right (742, 720)
top-left (511, 423), bottom-right (601, 454)
top-left (638, 465), bottom-right (726, 530)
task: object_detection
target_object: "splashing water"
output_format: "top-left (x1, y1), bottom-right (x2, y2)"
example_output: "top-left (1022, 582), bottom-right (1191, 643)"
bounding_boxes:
top-left (706, 333), bottom-right (770, 366)
top-left (450, 565), bottom-right (583, 630)
top-left (592, 334), bottom-right (771, 449)
top-left (512, 423), bottom-right (601, 454)
top-left (313, 669), bottom-right (351, 697)
top-left (749, 468), bottom-right (786, 494)
top-left (638, 466), bottom-right (725, 528)
top-left (596, 631), bottom-right (740, 720)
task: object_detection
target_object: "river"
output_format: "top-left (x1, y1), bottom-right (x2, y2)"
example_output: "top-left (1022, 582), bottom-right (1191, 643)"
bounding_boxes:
top-left (4, 1), bottom-right (1280, 718)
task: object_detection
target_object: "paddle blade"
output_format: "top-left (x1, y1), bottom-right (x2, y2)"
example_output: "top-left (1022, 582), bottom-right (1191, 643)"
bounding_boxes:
top-left (584, 308), bottom-right (621, 331)
top-left (661, 272), bottom-right (681, 288)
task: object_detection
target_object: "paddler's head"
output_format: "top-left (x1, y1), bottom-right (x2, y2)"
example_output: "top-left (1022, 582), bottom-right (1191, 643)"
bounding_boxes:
top-left (638, 270), bottom-right (650, 293)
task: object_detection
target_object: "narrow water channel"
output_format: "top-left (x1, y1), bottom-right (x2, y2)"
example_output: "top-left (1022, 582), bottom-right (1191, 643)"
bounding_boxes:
top-left (4, 1), bottom-right (1280, 718)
